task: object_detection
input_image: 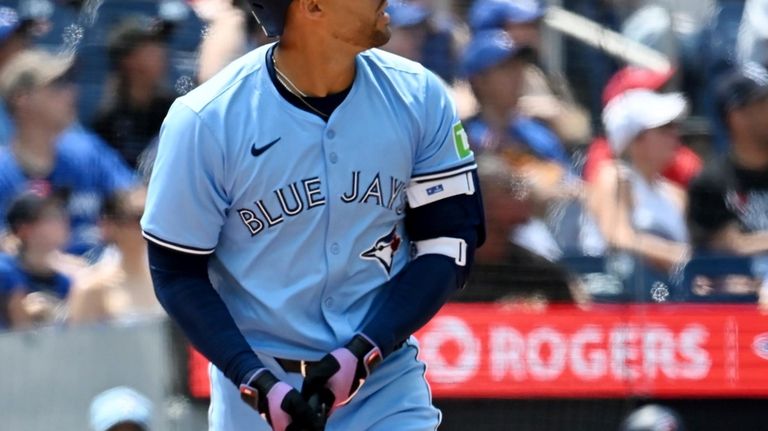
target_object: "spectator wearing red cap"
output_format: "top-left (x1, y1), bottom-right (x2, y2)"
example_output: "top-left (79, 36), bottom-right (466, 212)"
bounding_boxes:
top-left (582, 66), bottom-right (702, 187)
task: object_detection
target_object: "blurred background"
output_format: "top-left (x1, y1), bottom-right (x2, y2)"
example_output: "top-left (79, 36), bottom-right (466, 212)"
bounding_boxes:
top-left (1, 0), bottom-right (768, 430)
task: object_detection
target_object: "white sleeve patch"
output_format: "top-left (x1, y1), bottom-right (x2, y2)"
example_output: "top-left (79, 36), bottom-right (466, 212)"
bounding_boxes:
top-left (413, 237), bottom-right (467, 266)
top-left (406, 171), bottom-right (475, 209)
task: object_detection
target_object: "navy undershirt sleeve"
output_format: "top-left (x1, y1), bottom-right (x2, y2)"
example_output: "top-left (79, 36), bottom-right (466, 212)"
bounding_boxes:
top-left (147, 242), bottom-right (264, 387)
top-left (361, 231), bottom-right (477, 357)
top-left (361, 175), bottom-right (485, 357)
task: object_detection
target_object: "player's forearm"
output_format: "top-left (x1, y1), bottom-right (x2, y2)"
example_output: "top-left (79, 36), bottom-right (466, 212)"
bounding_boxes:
top-left (147, 242), bottom-right (264, 386)
top-left (361, 228), bottom-right (477, 357)
top-left (360, 254), bottom-right (462, 357)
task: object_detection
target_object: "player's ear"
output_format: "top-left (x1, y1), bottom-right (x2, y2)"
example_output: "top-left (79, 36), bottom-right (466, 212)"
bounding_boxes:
top-left (295, 0), bottom-right (323, 19)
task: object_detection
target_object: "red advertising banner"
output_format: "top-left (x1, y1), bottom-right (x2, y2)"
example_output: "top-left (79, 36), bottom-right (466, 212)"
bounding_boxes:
top-left (417, 304), bottom-right (768, 398)
top-left (188, 304), bottom-right (768, 399)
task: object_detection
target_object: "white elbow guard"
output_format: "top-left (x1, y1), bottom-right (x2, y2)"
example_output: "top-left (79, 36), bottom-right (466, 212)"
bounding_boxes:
top-left (406, 170), bottom-right (475, 209)
top-left (412, 237), bottom-right (467, 266)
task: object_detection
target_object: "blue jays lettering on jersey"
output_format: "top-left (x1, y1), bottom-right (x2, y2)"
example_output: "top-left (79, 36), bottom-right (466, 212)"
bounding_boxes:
top-left (0, 127), bottom-right (135, 254)
top-left (141, 43), bottom-right (475, 359)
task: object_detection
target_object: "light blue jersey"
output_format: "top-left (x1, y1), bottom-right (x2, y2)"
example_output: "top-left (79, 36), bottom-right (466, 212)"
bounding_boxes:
top-left (141, 43), bottom-right (474, 360)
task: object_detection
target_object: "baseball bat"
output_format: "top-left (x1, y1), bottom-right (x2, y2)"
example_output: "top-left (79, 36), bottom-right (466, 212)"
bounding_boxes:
top-left (307, 393), bottom-right (328, 430)
top-left (543, 5), bottom-right (673, 73)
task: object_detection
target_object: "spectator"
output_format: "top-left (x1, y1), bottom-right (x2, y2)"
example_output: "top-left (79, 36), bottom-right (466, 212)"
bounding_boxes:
top-left (582, 66), bottom-right (702, 187)
top-left (192, 0), bottom-right (277, 84)
top-left (462, 29), bottom-right (568, 164)
top-left (589, 89), bottom-right (690, 272)
top-left (0, 192), bottom-right (72, 328)
top-left (469, 0), bottom-right (591, 147)
top-left (89, 386), bottom-right (152, 431)
top-left (0, 49), bottom-right (135, 254)
top-left (382, 0), bottom-right (460, 83)
top-left (91, 15), bottom-right (175, 168)
top-left (693, 0), bottom-right (746, 154)
top-left (69, 186), bottom-right (162, 324)
top-left (459, 153), bottom-right (589, 308)
top-left (0, 6), bottom-right (38, 145)
top-left (462, 29), bottom-right (590, 259)
top-left (688, 64), bottom-right (768, 279)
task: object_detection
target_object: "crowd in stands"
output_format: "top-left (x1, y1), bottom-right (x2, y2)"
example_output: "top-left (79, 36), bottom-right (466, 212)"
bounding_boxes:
top-left (2, 0), bottom-right (768, 334)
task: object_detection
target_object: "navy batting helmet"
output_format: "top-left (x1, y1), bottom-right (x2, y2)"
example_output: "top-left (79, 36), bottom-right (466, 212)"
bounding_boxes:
top-left (248, 0), bottom-right (292, 37)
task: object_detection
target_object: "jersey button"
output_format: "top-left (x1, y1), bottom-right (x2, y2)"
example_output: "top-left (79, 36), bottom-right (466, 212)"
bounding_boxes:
top-left (326, 130), bottom-right (336, 139)
top-left (330, 243), bottom-right (340, 255)
top-left (329, 152), bottom-right (338, 164)
top-left (324, 297), bottom-right (334, 308)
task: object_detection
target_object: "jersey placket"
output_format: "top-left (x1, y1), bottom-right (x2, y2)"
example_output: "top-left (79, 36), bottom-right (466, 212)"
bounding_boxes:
top-left (316, 120), bottom-right (352, 340)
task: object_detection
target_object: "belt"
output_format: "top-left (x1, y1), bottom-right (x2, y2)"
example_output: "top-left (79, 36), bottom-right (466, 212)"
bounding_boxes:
top-left (275, 358), bottom-right (320, 376)
top-left (273, 340), bottom-right (407, 376)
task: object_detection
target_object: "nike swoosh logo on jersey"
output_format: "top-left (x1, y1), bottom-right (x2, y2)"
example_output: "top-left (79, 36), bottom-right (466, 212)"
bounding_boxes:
top-left (251, 138), bottom-right (281, 157)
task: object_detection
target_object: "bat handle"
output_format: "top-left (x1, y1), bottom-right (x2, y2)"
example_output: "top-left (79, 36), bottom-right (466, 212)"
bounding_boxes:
top-left (306, 393), bottom-right (328, 431)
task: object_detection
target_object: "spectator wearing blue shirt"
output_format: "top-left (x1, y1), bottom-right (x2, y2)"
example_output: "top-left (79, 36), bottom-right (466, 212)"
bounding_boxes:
top-left (461, 30), bottom-right (569, 164)
top-left (462, 30), bottom-right (586, 262)
top-left (0, 192), bottom-right (71, 329)
top-left (468, 0), bottom-right (591, 148)
top-left (0, 49), bottom-right (135, 255)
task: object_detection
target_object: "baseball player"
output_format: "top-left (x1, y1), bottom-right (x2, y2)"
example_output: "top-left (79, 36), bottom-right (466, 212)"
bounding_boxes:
top-left (141, 0), bottom-right (485, 430)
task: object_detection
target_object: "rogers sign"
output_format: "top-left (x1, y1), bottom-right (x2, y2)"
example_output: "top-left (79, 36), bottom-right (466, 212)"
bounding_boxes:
top-left (421, 318), bottom-right (710, 384)
top-left (414, 304), bottom-right (768, 398)
top-left (186, 304), bottom-right (768, 399)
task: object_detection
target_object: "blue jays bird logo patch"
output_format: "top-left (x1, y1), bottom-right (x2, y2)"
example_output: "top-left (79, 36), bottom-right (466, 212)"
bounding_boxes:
top-left (361, 225), bottom-right (401, 275)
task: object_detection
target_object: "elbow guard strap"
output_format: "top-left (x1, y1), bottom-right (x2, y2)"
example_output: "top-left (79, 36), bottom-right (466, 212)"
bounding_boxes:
top-left (406, 171), bottom-right (475, 208)
top-left (412, 237), bottom-right (467, 266)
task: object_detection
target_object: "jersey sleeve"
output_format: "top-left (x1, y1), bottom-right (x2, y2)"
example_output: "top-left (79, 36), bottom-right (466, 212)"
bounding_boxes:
top-left (412, 70), bottom-right (476, 180)
top-left (140, 102), bottom-right (229, 255)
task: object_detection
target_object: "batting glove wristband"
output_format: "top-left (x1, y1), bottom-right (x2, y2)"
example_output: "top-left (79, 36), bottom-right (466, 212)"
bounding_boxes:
top-left (301, 334), bottom-right (383, 414)
top-left (240, 369), bottom-right (325, 431)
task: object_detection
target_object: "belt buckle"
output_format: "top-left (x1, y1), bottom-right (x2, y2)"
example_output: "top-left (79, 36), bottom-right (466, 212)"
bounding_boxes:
top-left (300, 360), bottom-right (309, 377)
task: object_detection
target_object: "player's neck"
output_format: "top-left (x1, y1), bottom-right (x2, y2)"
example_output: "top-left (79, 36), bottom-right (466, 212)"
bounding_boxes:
top-left (274, 37), bottom-right (357, 97)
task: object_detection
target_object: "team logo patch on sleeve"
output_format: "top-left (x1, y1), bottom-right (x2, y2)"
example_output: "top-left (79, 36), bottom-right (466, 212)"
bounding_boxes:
top-left (360, 225), bottom-right (401, 275)
top-left (453, 122), bottom-right (472, 159)
top-left (426, 184), bottom-right (444, 195)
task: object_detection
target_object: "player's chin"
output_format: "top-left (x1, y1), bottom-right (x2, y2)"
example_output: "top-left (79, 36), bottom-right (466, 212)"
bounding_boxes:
top-left (370, 26), bottom-right (392, 48)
